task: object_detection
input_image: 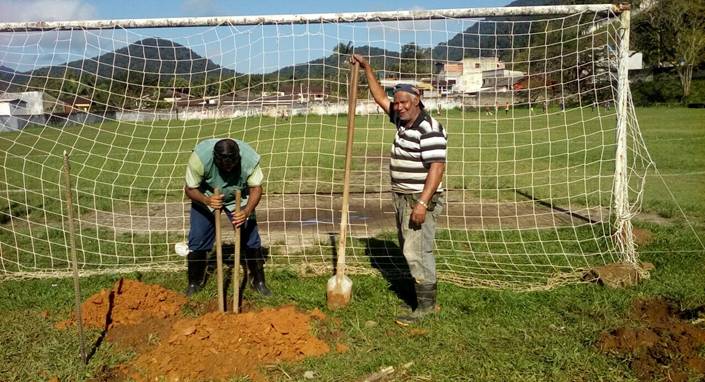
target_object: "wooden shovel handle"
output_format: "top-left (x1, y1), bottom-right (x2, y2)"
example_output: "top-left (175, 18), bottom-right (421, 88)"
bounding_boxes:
top-left (214, 188), bottom-right (225, 313)
top-left (232, 190), bottom-right (242, 313)
top-left (335, 61), bottom-right (360, 281)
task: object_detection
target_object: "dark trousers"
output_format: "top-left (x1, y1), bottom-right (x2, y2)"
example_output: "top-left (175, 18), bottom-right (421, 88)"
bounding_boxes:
top-left (188, 202), bottom-right (261, 255)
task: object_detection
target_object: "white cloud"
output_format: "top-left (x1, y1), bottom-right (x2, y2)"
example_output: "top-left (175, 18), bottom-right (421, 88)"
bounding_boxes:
top-left (0, 0), bottom-right (97, 22)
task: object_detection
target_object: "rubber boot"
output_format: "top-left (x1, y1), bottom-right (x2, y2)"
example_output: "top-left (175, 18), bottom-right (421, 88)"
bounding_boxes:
top-left (395, 283), bottom-right (436, 326)
top-left (184, 250), bottom-right (208, 296)
top-left (247, 258), bottom-right (272, 296)
top-left (396, 278), bottom-right (417, 313)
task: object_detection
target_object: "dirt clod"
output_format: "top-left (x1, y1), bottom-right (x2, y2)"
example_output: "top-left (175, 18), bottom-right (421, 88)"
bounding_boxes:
top-left (584, 262), bottom-right (652, 288)
top-left (598, 298), bottom-right (705, 382)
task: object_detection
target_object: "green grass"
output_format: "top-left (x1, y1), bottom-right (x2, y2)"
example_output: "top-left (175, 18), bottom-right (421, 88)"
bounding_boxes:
top-left (0, 107), bottom-right (704, 380)
top-left (1, 228), bottom-right (705, 382)
top-left (0, 107), bottom-right (630, 208)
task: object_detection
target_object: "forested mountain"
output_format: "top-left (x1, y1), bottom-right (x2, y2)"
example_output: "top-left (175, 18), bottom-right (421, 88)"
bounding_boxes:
top-left (0, 66), bottom-right (20, 92)
top-left (276, 46), bottom-right (398, 80)
top-left (7, 38), bottom-right (237, 88)
top-left (1, 38), bottom-right (246, 108)
top-left (432, 0), bottom-right (616, 61)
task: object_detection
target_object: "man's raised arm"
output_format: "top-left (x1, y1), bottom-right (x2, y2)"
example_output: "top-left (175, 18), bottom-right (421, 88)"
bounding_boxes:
top-left (351, 53), bottom-right (390, 114)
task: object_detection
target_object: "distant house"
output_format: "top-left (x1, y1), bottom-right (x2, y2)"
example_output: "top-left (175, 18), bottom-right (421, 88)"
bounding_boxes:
top-left (308, 93), bottom-right (325, 102)
top-left (627, 51), bottom-right (644, 71)
top-left (277, 83), bottom-right (327, 102)
top-left (378, 78), bottom-right (432, 98)
top-left (435, 57), bottom-right (525, 94)
top-left (163, 90), bottom-right (191, 103)
top-left (0, 91), bottom-right (68, 131)
top-left (63, 95), bottom-right (93, 112)
top-left (218, 92), bottom-right (252, 105)
top-left (0, 95), bottom-right (26, 116)
top-left (0, 91), bottom-right (65, 116)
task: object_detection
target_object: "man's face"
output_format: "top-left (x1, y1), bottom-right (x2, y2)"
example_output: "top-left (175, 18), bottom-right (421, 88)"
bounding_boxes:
top-left (214, 153), bottom-right (240, 175)
top-left (393, 91), bottom-right (420, 121)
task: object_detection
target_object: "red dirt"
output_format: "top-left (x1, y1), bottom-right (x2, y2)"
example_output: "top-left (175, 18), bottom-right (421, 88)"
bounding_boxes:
top-left (55, 278), bottom-right (186, 330)
top-left (59, 279), bottom-right (335, 381)
top-left (326, 290), bottom-right (351, 310)
top-left (633, 227), bottom-right (654, 247)
top-left (119, 306), bottom-right (330, 382)
top-left (86, 279), bottom-right (186, 328)
top-left (598, 298), bottom-right (705, 382)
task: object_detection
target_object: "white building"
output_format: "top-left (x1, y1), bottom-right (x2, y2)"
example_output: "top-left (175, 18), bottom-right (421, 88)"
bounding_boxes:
top-left (0, 91), bottom-right (65, 131)
top-left (0, 91), bottom-right (62, 116)
top-left (436, 57), bottom-right (525, 94)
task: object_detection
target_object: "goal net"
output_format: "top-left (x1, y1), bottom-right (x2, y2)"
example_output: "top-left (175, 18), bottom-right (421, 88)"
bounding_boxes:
top-left (0, 5), bottom-right (652, 289)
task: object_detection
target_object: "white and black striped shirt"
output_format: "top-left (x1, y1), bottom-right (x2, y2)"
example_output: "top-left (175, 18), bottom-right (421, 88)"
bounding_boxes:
top-left (388, 105), bottom-right (447, 193)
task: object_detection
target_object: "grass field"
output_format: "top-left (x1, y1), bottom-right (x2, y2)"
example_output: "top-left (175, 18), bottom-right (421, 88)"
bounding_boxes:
top-left (1, 107), bottom-right (625, 202)
top-left (0, 106), bottom-right (704, 381)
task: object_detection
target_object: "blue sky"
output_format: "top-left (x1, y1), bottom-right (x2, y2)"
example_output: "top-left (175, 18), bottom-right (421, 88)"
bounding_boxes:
top-left (0, 0), bottom-right (513, 73)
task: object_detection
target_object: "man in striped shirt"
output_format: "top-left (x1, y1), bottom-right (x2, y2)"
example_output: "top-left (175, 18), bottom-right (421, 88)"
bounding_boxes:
top-left (351, 54), bottom-right (447, 325)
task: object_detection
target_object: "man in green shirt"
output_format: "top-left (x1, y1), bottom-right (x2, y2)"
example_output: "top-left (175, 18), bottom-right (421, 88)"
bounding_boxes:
top-left (183, 138), bottom-right (271, 297)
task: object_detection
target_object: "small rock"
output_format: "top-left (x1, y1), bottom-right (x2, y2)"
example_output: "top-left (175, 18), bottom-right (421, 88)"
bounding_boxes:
top-left (303, 370), bottom-right (315, 379)
top-left (364, 320), bottom-right (378, 328)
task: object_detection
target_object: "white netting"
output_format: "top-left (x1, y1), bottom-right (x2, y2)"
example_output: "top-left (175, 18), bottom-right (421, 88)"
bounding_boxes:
top-left (0, 6), bottom-right (652, 289)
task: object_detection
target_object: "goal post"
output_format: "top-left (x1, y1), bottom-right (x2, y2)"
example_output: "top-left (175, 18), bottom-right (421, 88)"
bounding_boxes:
top-left (0, 4), bottom-right (652, 289)
top-left (613, 7), bottom-right (637, 265)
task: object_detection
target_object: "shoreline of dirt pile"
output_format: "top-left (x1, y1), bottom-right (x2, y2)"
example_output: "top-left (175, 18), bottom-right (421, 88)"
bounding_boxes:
top-left (598, 298), bottom-right (705, 382)
top-left (59, 279), bottom-right (336, 382)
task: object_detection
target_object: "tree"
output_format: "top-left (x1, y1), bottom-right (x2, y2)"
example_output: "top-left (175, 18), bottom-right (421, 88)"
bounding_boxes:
top-left (400, 43), bottom-right (432, 77)
top-left (333, 41), bottom-right (354, 55)
top-left (633, 0), bottom-right (705, 103)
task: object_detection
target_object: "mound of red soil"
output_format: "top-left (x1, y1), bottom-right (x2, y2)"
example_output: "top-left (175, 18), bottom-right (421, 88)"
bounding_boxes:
top-left (56, 278), bottom-right (186, 330)
top-left (119, 306), bottom-right (330, 381)
top-left (60, 279), bottom-right (333, 381)
top-left (83, 278), bottom-right (187, 328)
top-left (598, 298), bottom-right (705, 382)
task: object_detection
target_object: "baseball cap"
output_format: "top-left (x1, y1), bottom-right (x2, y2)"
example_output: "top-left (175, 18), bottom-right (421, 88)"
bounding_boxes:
top-left (393, 83), bottom-right (425, 109)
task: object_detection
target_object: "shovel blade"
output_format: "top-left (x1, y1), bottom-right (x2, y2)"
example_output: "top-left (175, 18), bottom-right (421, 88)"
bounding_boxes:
top-left (326, 274), bottom-right (352, 310)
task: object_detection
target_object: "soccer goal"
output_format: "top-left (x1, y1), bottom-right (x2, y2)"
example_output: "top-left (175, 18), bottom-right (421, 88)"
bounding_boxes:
top-left (0, 4), bottom-right (652, 289)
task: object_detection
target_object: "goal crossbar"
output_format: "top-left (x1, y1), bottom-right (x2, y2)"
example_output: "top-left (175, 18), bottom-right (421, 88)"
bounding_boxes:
top-left (0, 4), bottom-right (622, 32)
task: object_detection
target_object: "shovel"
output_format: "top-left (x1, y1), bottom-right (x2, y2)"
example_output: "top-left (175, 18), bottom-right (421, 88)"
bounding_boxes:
top-left (213, 188), bottom-right (225, 312)
top-left (326, 60), bottom-right (359, 310)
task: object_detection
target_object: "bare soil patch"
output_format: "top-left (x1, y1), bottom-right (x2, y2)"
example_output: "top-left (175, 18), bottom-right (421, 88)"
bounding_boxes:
top-left (633, 227), bottom-right (654, 247)
top-left (59, 279), bottom-right (334, 381)
top-left (598, 298), bottom-right (705, 382)
top-left (78, 193), bottom-right (631, 255)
